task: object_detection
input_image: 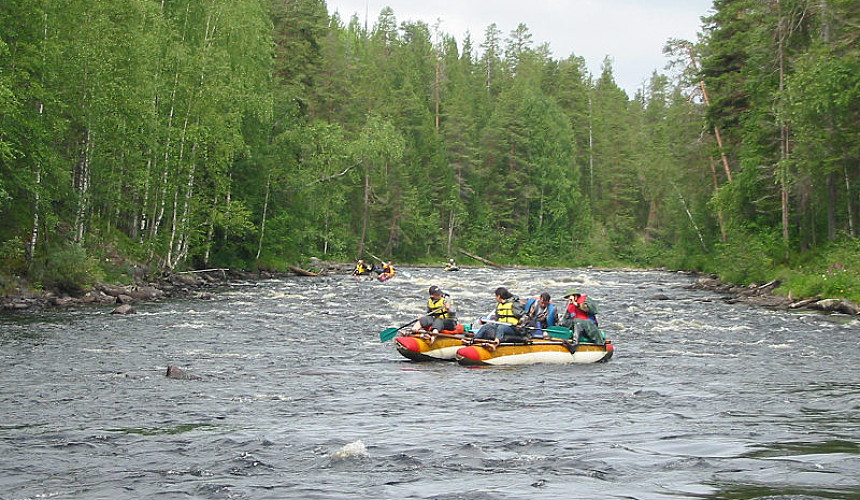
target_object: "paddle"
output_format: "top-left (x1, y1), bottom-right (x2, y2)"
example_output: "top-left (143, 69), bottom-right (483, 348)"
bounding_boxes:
top-left (379, 319), bottom-right (418, 342)
top-left (472, 319), bottom-right (572, 339)
top-left (379, 306), bottom-right (448, 342)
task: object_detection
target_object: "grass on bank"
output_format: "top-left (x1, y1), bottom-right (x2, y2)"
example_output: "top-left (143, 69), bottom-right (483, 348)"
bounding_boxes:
top-left (655, 235), bottom-right (860, 304)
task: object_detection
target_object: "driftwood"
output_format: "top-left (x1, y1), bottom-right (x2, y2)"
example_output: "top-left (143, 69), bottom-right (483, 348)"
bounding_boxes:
top-left (365, 251), bottom-right (386, 265)
top-left (289, 265), bottom-right (319, 277)
top-left (789, 297), bottom-right (819, 309)
top-left (809, 298), bottom-right (860, 315)
top-left (689, 276), bottom-right (860, 318)
top-left (458, 248), bottom-right (504, 268)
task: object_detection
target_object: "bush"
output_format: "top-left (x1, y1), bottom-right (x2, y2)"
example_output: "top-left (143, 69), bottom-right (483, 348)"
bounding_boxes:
top-left (712, 229), bottom-right (783, 284)
top-left (777, 239), bottom-right (860, 303)
top-left (34, 243), bottom-right (104, 294)
top-left (0, 237), bottom-right (26, 276)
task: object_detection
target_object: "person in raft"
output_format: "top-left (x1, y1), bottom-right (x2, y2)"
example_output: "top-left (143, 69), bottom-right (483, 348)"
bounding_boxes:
top-left (352, 259), bottom-right (374, 277)
top-left (559, 289), bottom-right (604, 345)
top-left (522, 292), bottom-right (558, 338)
top-left (412, 285), bottom-right (458, 334)
top-left (377, 261), bottom-right (396, 281)
top-left (444, 258), bottom-right (459, 271)
top-left (471, 286), bottom-right (527, 350)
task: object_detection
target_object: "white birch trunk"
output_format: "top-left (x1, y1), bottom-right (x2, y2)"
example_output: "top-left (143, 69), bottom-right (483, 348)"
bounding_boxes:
top-left (588, 95), bottom-right (594, 198)
top-left (165, 9), bottom-right (219, 270)
top-left (73, 128), bottom-right (92, 243)
top-left (170, 144), bottom-right (197, 269)
top-left (150, 69), bottom-right (179, 245)
top-left (673, 182), bottom-right (708, 252)
top-left (29, 16), bottom-right (48, 264)
top-left (255, 173), bottom-right (271, 261)
top-left (165, 113), bottom-right (191, 270)
top-left (844, 166), bottom-right (856, 237)
top-left (28, 167), bottom-right (41, 265)
top-left (776, 0), bottom-right (791, 250)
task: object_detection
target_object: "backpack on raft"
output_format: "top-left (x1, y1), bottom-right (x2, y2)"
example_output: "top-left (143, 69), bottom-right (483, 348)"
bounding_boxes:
top-left (511, 298), bottom-right (525, 319)
top-left (581, 296), bottom-right (599, 316)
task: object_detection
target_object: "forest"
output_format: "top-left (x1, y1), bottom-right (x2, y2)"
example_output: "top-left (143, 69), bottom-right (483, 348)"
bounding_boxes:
top-left (0, 0), bottom-right (858, 303)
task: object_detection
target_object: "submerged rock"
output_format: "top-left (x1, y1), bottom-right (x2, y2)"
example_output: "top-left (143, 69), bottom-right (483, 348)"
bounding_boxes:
top-left (111, 304), bottom-right (136, 315)
top-left (166, 365), bottom-right (201, 380)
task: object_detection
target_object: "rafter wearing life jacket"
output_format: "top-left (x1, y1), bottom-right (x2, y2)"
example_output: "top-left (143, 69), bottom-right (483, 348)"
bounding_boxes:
top-left (495, 297), bottom-right (523, 325)
top-left (428, 295), bottom-right (453, 318)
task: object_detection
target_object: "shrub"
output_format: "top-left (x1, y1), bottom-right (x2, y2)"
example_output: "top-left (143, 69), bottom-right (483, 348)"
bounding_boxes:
top-left (712, 229), bottom-right (783, 284)
top-left (777, 239), bottom-right (860, 303)
top-left (0, 237), bottom-right (26, 275)
top-left (34, 243), bottom-right (104, 294)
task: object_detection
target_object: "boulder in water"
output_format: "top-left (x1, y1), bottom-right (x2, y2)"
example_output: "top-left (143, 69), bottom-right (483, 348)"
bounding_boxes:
top-left (111, 304), bottom-right (136, 315)
top-left (166, 365), bottom-right (201, 380)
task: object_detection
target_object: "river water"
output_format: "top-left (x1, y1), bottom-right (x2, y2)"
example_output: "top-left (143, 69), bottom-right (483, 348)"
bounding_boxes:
top-left (1, 267), bottom-right (858, 499)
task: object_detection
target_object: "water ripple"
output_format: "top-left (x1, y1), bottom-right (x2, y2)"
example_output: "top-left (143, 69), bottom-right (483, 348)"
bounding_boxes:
top-left (1, 267), bottom-right (858, 499)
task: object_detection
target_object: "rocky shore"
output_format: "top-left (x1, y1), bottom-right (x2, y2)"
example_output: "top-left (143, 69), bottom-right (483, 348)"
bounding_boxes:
top-left (685, 275), bottom-right (860, 317)
top-left (3, 263), bottom-right (858, 319)
top-left (0, 258), bottom-right (350, 314)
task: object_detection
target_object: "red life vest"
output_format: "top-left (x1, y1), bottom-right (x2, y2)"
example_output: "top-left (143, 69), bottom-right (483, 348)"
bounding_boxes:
top-left (567, 294), bottom-right (590, 320)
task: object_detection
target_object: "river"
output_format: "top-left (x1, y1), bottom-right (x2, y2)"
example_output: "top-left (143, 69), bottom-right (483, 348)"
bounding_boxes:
top-left (1, 267), bottom-right (857, 499)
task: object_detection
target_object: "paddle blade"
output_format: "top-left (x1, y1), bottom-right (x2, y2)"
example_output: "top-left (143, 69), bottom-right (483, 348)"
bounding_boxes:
top-left (546, 326), bottom-right (573, 339)
top-left (379, 327), bottom-right (400, 342)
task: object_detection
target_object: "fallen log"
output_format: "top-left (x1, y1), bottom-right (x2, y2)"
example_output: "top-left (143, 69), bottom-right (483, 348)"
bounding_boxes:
top-left (458, 248), bottom-right (504, 268)
top-left (175, 268), bottom-right (229, 274)
top-left (809, 298), bottom-right (860, 316)
top-left (789, 297), bottom-right (819, 309)
top-left (289, 265), bottom-right (319, 277)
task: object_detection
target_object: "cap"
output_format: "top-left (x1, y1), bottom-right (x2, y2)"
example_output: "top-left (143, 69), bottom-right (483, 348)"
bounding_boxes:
top-left (563, 289), bottom-right (581, 298)
top-left (429, 285), bottom-right (442, 296)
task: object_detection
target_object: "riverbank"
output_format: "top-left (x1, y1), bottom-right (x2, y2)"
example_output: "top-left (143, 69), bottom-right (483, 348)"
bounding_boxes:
top-left (0, 258), bottom-right (349, 313)
top-left (2, 263), bottom-right (858, 319)
top-left (686, 274), bottom-right (860, 317)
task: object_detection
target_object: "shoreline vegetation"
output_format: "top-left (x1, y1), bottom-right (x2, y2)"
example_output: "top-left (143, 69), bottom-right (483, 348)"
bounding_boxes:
top-left (3, 4), bottom-right (857, 326)
top-left (2, 259), bottom-right (857, 319)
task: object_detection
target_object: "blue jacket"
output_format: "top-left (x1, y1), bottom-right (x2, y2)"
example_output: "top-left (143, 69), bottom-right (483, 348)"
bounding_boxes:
top-left (523, 297), bottom-right (557, 337)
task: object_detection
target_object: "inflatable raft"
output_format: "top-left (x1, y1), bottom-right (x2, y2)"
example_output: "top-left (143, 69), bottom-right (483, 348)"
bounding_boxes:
top-left (394, 333), bottom-right (465, 361)
top-left (393, 328), bottom-right (614, 366)
top-left (455, 340), bottom-right (614, 366)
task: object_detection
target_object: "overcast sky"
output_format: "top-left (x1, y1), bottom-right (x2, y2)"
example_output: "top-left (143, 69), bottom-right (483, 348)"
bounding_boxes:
top-left (325, 0), bottom-right (714, 96)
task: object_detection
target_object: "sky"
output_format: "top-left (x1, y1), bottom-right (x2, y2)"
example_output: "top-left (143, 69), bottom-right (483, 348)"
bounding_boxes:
top-left (324, 0), bottom-right (714, 96)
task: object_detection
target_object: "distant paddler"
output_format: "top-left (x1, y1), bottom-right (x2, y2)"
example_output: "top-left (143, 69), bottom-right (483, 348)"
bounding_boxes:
top-left (351, 259), bottom-right (375, 277)
top-left (377, 261), bottom-right (396, 281)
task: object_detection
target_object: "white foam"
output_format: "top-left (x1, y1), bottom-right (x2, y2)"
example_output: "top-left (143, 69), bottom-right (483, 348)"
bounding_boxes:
top-left (331, 440), bottom-right (367, 460)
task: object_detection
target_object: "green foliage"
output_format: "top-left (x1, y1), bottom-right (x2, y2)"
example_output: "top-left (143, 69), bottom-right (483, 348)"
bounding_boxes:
top-left (712, 228), bottom-right (785, 285)
top-left (0, 237), bottom-right (26, 276)
top-left (776, 239), bottom-right (860, 303)
top-left (0, 0), bottom-right (853, 305)
top-left (33, 243), bottom-right (104, 294)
